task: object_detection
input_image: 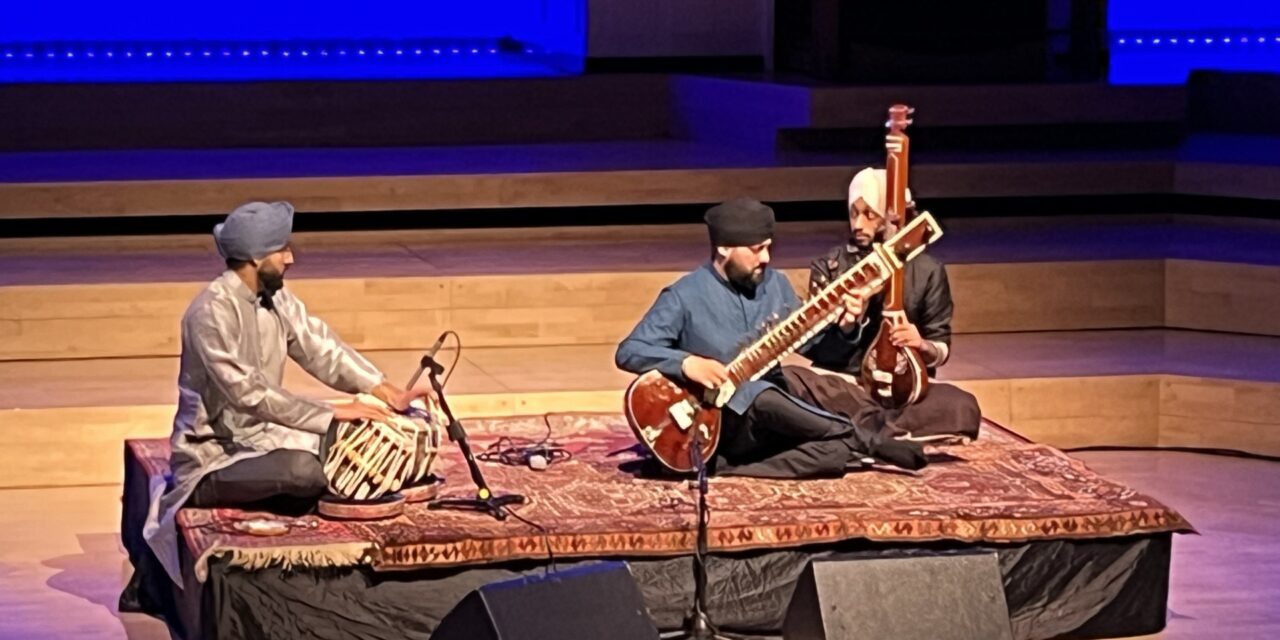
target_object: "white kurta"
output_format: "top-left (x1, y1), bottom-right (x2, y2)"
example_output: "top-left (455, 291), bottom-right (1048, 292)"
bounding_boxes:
top-left (144, 271), bottom-right (385, 584)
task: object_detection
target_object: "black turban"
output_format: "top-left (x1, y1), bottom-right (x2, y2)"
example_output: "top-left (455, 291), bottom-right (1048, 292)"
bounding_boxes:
top-left (704, 198), bottom-right (775, 247)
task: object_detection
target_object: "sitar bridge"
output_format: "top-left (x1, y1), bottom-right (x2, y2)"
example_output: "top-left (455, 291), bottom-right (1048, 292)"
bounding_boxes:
top-left (712, 382), bottom-right (736, 408)
top-left (668, 399), bottom-right (697, 431)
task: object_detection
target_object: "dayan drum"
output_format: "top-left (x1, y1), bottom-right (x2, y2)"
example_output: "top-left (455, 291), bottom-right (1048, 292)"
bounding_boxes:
top-left (322, 394), bottom-right (444, 501)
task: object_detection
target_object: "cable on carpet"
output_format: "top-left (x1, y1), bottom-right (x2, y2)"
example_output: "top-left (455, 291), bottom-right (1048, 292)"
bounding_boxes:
top-left (477, 417), bottom-right (573, 470)
top-left (1063, 444), bottom-right (1280, 463)
top-left (436, 336), bottom-right (561, 571)
top-left (502, 503), bottom-right (559, 576)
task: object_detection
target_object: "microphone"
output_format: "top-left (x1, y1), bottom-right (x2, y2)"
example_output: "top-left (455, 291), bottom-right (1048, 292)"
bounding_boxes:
top-left (407, 332), bottom-right (448, 390)
top-left (424, 332), bottom-right (447, 361)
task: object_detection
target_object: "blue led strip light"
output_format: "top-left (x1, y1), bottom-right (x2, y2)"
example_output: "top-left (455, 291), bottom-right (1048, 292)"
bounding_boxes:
top-left (0, 39), bottom-right (538, 63)
top-left (1113, 31), bottom-right (1280, 47)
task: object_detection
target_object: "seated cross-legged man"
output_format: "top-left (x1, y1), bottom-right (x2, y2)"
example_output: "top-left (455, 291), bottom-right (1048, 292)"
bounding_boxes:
top-left (784, 168), bottom-right (981, 441)
top-left (615, 197), bottom-right (928, 479)
top-left (142, 201), bottom-right (425, 584)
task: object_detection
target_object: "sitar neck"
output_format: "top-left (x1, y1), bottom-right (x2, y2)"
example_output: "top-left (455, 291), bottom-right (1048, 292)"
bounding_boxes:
top-left (726, 250), bottom-right (893, 385)
top-left (723, 213), bottom-right (940, 386)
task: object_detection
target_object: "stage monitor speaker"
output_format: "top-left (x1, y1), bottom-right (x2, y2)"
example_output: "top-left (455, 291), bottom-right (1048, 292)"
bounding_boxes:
top-left (431, 561), bottom-right (660, 640)
top-left (783, 551), bottom-right (1013, 640)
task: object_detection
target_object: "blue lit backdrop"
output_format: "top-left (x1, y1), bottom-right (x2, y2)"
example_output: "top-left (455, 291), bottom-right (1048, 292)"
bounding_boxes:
top-left (0, 1), bottom-right (585, 81)
top-left (1109, 0), bottom-right (1280, 84)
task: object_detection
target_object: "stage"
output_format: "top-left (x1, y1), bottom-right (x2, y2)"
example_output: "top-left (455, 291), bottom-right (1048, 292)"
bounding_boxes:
top-left (121, 413), bottom-right (1190, 639)
top-left (5, 1), bottom-right (1280, 636)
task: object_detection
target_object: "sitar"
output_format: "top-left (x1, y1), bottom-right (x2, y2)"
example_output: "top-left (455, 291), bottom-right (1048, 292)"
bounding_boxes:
top-left (861, 104), bottom-right (930, 409)
top-left (624, 211), bottom-right (945, 472)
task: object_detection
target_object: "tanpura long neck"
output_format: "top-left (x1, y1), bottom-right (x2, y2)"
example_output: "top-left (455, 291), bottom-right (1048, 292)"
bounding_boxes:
top-left (882, 131), bottom-right (911, 314)
top-left (883, 268), bottom-right (905, 313)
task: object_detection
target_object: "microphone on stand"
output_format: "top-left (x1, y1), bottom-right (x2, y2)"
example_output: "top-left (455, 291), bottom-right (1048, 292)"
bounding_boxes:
top-left (407, 332), bottom-right (448, 391)
top-left (409, 330), bottom-right (526, 520)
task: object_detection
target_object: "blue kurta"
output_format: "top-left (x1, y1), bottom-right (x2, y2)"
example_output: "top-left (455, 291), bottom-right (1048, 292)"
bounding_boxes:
top-left (616, 262), bottom-right (810, 414)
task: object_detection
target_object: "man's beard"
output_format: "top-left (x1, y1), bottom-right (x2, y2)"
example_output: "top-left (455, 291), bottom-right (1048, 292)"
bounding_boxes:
top-left (725, 260), bottom-right (765, 293)
top-left (849, 228), bottom-right (881, 256)
top-left (258, 267), bottom-right (285, 307)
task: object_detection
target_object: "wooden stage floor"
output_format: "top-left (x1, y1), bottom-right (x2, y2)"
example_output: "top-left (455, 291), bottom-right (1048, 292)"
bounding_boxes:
top-left (1, 214), bottom-right (1276, 637)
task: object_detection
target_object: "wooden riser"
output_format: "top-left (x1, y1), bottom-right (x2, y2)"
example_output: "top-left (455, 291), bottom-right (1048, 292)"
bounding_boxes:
top-left (2, 258), bottom-right (1276, 361)
top-left (2, 374), bottom-right (1276, 489)
top-left (1165, 260), bottom-right (1280, 336)
top-left (6, 152), bottom-right (1280, 219)
top-left (0, 166), bottom-right (854, 219)
top-left (0, 390), bottom-right (622, 490)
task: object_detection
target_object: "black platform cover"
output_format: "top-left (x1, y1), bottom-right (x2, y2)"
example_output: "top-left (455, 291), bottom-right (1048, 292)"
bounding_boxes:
top-left (431, 561), bottom-right (659, 640)
top-left (782, 551), bottom-right (1013, 640)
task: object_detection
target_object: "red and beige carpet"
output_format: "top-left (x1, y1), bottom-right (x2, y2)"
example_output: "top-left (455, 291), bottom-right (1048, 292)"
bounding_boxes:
top-left (125, 413), bottom-right (1192, 582)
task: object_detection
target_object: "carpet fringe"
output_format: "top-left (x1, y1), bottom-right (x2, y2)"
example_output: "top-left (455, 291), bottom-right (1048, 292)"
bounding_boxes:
top-left (196, 542), bottom-right (377, 582)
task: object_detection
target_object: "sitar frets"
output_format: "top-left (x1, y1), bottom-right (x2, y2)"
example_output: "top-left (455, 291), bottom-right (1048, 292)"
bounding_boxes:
top-left (727, 258), bottom-right (887, 385)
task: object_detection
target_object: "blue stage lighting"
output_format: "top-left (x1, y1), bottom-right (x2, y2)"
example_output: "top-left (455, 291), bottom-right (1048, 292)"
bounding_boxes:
top-left (0, 1), bottom-right (586, 81)
top-left (1109, 1), bottom-right (1280, 83)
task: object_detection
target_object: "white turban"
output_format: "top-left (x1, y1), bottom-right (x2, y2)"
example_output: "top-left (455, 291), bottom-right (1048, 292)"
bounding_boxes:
top-left (847, 168), bottom-right (912, 218)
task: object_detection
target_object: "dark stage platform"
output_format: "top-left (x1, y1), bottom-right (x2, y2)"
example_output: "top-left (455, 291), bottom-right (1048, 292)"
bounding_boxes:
top-left (121, 413), bottom-right (1190, 639)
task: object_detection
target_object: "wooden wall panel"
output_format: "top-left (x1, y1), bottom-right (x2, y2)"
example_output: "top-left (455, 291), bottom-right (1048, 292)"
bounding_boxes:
top-left (1166, 260), bottom-right (1280, 336)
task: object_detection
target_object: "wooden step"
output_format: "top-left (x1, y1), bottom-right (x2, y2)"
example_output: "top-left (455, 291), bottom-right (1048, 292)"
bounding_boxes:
top-left (0, 261), bottom-right (1180, 360)
top-left (0, 143), bottom-right (1180, 219)
top-left (672, 77), bottom-right (1185, 149)
top-left (1, 77), bottom-right (1185, 153)
top-left (2, 330), bottom-right (1277, 488)
top-left (7, 75), bottom-right (1280, 219)
top-left (5, 135), bottom-right (1279, 218)
top-left (0, 76), bottom-right (674, 152)
top-left (2, 216), bottom-right (1278, 360)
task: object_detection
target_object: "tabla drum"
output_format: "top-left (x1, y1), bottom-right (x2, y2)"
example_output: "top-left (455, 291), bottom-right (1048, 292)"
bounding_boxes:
top-left (322, 394), bottom-right (444, 501)
top-left (318, 493), bottom-right (406, 520)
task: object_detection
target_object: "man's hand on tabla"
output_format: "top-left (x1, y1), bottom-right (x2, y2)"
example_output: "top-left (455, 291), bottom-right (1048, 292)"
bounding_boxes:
top-left (371, 381), bottom-right (437, 412)
top-left (330, 399), bottom-right (394, 423)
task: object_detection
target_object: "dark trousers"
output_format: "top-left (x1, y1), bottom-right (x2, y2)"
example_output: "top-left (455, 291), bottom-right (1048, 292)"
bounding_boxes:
top-left (890, 383), bottom-right (982, 437)
top-left (782, 365), bottom-right (982, 440)
top-left (716, 388), bottom-right (880, 479)
top-left (186, 449), bottom-right (328, 514)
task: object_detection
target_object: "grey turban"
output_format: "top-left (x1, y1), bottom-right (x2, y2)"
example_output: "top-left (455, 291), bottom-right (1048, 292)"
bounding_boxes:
top-left (213, 201), bottom-right (295, 261)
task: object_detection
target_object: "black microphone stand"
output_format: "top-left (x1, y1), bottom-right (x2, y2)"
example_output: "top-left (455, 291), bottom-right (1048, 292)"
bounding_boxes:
top-left (409, 354), bottom-right (525, 520)
top-left (670, 426), bottom-right (732, 640)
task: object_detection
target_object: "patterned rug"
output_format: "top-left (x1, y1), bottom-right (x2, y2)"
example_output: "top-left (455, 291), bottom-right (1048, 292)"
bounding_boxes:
top-left (127, 413), bottom-right (1193, 582)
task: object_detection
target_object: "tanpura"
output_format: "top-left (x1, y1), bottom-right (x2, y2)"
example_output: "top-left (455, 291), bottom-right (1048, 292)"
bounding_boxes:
top-left (860, 104), bottom-right (929, 409)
